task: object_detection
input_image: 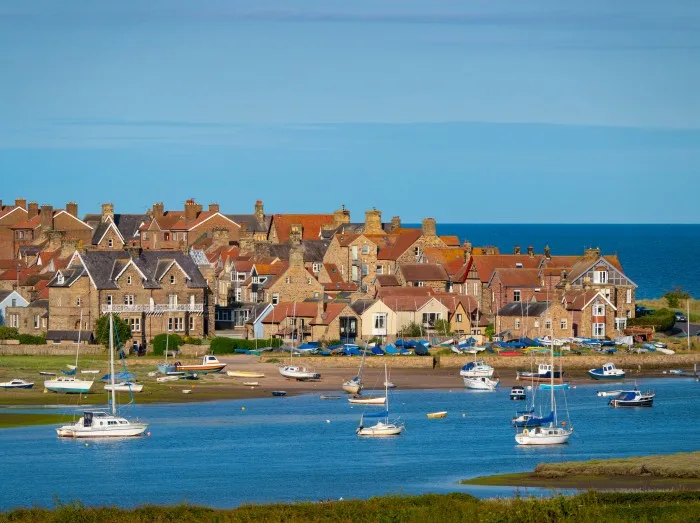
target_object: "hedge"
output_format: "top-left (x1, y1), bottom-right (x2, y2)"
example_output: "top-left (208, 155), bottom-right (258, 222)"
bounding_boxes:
top-left (628, 308), bottom-right (675, 332)
top-left (151, 334), bottom-right (184, 355)
top-left (209, 337), bottom-right (282, 354)
top-left (18, 333), bottom-right (46, 345)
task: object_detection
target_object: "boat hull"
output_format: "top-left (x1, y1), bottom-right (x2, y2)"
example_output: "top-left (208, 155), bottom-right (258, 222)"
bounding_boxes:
top-left (44, 379), bottom-right (94, 394)
top-left (226, 371), bottom-right (265, 378)
top-left (175, 364), bottom-right (226, 374)
top-left (279, 366), bottom-right (320, 381)
top-left (356, 422), bottom-right (403, 437)
top-left (516, 372), bottom-right (563, 383)
top-left (342, 381), bottom-right (361, 394)
top-left (610, 398), bottom-right (654, 408)
top-left (463, 377), bottom-right (500, 390)
top-left (588, 370), bottom-right (625, 380)
top-left (0, 381), bottom-right (34, 389)
top-left (427, 411), bottom-right (447, 419)
top-left (516, 427), bottom-right (572, 445)
top-left (348, 396), bottom-right (386, 405)
top-left (104, 383), bottom-right (144, 393)
top-left (57, 423), bottom-right (147, 438)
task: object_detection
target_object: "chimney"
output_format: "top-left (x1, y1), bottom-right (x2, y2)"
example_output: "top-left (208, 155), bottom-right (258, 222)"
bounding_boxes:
top-left (0, 200), bottom-right (3, 209)
top-left (364, 208), bottom-right (382, 235)
top-left (513, 245), bottom-right (521, 255)
top-left (184, 199), bottom-right (198, 221)
top-left (152, 202), bottom-right (164, 218)
top-left (584, 247), bottom-right (600, 259)
top-left (527, 245), bottom-right (534, 257)
top-left (316, 297), bottom-right (326, 323)
top-left (462, 240), bottom-right (472, 260)
top-left (15, 198), bottom-right (27, 210)
top-left (333, 205), bottom-right (351, 228)
top-left (544, 245), bottom-right (551, 259)
top-left (289, 243), bottom-right (304, 267)
top-left (208, 203), bottom-right (220, 213)
top-left (289, 223), bottom-right (303, 245)
top-left (40, 205), bottom-right (54, 230)
top-left (66, 202), bottom-right (78, 218)
top-left (238, 224), bottom-right (255, 253)
top-left (101, 203), bottom-right (114, 221)
top-left (421, 217), bottom-right (437, 237)
top-left (390, 216), bottom-right (401, 232)
top-left (254, 200), bottom-right (264, 221)
top-left (28, 202), bottom-right (39, 219)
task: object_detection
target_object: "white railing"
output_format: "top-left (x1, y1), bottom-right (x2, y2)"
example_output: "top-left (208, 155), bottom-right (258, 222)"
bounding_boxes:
top-left (101, 304), bottom-right (204, 314)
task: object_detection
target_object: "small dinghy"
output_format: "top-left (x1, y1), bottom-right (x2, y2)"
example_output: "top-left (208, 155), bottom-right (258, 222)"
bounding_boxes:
top-left (39, 371), bottom-right (56, 376)
top-left (227, 370), bottom-right (266, 378)
top-left (348, 395), bottom-right (386, 405)
top-left (272, 391), bottom-right (287, 397)
top-left (80, 370), bottom-right (100, 374)
top-left (320, 394), bottom-right (342, 400)
top-left (104, 382), bottom-right (144, 393)
top-left (0, 379), bottom-right (34, 389)
top-left (243, 381), bottom-right (259, 386)
top-left (427, 411), bottom-right (447, 419)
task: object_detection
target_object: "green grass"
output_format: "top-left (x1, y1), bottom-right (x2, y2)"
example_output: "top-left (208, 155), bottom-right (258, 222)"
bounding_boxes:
top-left (0, 413), bottom-right (68, 428)
top-left (2, 492), bottom-right (700, 522)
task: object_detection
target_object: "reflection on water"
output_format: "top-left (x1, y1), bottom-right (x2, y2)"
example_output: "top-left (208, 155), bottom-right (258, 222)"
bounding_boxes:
top-left (0, 378), bottom-right (697, 510)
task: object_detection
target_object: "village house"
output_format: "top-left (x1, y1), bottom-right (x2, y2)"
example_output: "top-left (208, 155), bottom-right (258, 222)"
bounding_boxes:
top-left (267, 212), bottom-right (337, 244)
top-left (496, 300), bottom-right (571, 340)
top-left (354, 295), bottom-right (450, 340)
top-left (0, 290), bottom-right (29, 327)
top-left (310, 300), bottom-right (362, 343)
top-left (4, 298), bottom-right (48, 335)
top-left (83, 203), bottom-right (148, 250)
top-left (261, 245), bottom-right (324, 305)
top-left (397, 263), bottom-right (450, 292)
top-left (0, 199), bottom-right (29, 258)
top-left (47, 250), bottom-right (210, 350)
top-left (432, 294), bottom-right (480, 336)
top-left (488, 268), bottom-right (549, 312)
top-left (259, 301), bottom-right (317, 342)
top-left (562, 289), bottom-right (625, 339)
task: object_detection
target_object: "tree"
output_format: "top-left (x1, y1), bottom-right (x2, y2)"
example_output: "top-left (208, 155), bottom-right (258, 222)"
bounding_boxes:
top-left (485, 323), bottom-right (495, 341)
top-left (94, 314), bottom-right (132, 349)
top-left (433, 318), bottom-right (452, 336)
top-left (663, 287), bottom-right (691, 308)
top-left (398, 322), bottom-right (423, 338)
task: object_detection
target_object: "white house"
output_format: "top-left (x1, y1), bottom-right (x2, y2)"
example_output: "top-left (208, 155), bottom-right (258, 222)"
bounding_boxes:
top-left (0, 290), bottom-right (29, 327)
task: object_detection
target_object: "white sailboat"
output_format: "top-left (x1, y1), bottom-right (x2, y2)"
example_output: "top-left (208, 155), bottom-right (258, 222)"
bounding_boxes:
top-left (342, 345), bottom-right (367, 394)
top-left (44, 311), bottom-right (94, 394)
top-left (279, 302), bottom-right (321, 381)
top-left (463, 376), bottom-right (500, 391)
top-left (515, 303), bottom-right (572, 446)
top-left (356, 364), bottom-right (404, 437)
top-left (56, 315), bottom-right (148, 438)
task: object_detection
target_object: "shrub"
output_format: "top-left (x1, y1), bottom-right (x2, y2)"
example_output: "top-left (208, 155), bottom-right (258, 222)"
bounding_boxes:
top-left (151, 333), bottom-right (184, 355)
top-left (628, 308), bottom-right (676, 332)
top-left (398, 322), bottom-right (423, 338)
top-left (664, 287), bottom-right (691, 308)
top-left (485, 323), bottom-right (495, 340)
top-left (183, 336), bottom-right (203, 345)
top-left (0, 326), bottom-right (19, 340)
top-left (433, 319), bottom-right (452, 335)
top-left (18, 333), bottom-right (46, 345)
top-left (209, 337), bottom-right (281, 354)
top-left (94, 314), bottom-right (132, 348)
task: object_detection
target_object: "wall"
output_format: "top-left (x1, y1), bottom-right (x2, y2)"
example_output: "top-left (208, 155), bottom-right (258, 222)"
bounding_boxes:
top-left (437, 353), bottom-right (700, 370)
top-left (0, 345), bottom-right (105, 356)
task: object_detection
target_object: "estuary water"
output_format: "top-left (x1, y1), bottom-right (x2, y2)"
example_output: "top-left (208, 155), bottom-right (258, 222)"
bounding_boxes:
top-left (432, 224), bottom-right (700, 299)
top-left (0, 377), bottom-right (698, 510)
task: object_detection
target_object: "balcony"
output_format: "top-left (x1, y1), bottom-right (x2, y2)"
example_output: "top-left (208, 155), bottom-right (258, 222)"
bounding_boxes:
top-left (101, 303), bottom-right (204, 315)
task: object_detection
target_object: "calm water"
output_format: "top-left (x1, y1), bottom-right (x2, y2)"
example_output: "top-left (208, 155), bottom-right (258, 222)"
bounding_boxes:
top-left (1, 378), bottom-right (698, 510)
top-left (431, 224), bottom-right (700, 299)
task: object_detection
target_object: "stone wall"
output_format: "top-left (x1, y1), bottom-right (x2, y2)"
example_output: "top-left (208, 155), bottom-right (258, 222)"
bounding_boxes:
top-left (285, 355), bottom-right (435, 369)
top-left (437, 353), bottom-right (700, 370)
top-left (0, 345), bottom-right (105, 356)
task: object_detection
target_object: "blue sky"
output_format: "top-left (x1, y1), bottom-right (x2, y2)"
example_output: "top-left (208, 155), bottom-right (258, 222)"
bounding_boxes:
top-left (1, 0), bottom-right (699, 223)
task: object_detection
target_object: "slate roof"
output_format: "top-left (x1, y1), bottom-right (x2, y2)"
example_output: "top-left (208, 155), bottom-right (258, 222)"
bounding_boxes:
top-left (46, 330), bottom-right (94, 343)
top-left (19, 245), bottom-right (43, 256)
top-left (49, 267), bottom-right (85, 288)
top-left (28, 298), bottom-right (49, 310)
top-left (319, 222), bottom-right (394, 240)
top-left (0, 290), bottom-right (14, 302)
top-left (226, 214), bottom-right (271, 234)
top-left (266, 240), bottom-right (330, 263)
top-left (497, 301), bottom-right (551, 317)
top-left (350, 299), bottom-right (376, 315)
top-left (84, 214), bottom-right (148, 244)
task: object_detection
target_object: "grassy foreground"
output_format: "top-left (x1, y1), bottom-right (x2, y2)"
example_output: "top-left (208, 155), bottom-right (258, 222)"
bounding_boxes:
top-left (2, 492), bottom-right (700, 522)
top-left (464, 452), bottom-right (700, 491)
top-left (0, 412), bottom-right (67, 428)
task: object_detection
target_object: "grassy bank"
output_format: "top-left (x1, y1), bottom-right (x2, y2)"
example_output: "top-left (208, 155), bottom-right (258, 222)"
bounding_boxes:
top-left (638, 298), bottom-right (700, 322)
top-left (2, 492), bottom-right (700, 522)
top-left (464, 452), bottom-right (700, 491)
top-left (0, 413), bottom-right (68, 429)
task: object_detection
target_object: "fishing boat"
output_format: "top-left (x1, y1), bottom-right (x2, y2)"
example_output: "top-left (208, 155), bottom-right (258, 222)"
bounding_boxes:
top-left (0, 379), bottom-right (34, 389)
top-left (343, 347), bottom-right (367, 394)
top-left (39, 371), bottom-right (56, 376)
top-left (516, 363), bottom-right (563, 383)
top-left (271, 390), bottom-right (287, 397)
top-left (104, 382), bottom-right (144, 393)
top-left (515, 306), bottom-right (572, 445)
top-left (463, 376), bottom-right (500, 391)
top-left (56, 315), bottom-right (148, 438)
top-left (226, 370), bottom-right (265, 378)
top-left (510, 386), bottom-right (526, 400)
top-left (44, 316), bottom-right (94, 394)
top-left (427, 411), bottom-right (447, 419)
top-left (175, 355), bottom-right (227, 374)
top-left (356, 365), bottom-right (404, 437)
top-left (459, 360), bottom-right (495, 378)
top-left (348, 394), bottom-right (386, 405)
top-left (280, 365), bottom-right (321, 381)
top-left (609, 389), bottom-right (655, 408)
top-left (588, 362), bottom-right (625, 380)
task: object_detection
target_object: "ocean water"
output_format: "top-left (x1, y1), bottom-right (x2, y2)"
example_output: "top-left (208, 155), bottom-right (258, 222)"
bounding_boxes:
top-left (431, 224), bottom-right (700, 299)
top-left (0, 378), bottom-right (698, 510)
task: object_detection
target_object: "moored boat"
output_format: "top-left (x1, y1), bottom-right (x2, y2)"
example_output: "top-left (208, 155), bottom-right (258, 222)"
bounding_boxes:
top-left (588, 362), bottom-right (625, 380)
top-left (0, 379), bottom-right (34, 389)
top-left (44, 376), bottom-right (94, 394)
top-left (510, 386), bottom-right (526, 400)
top-left (427, 411), bottom-right (447, 419)
top-left (348, 394), bottom-right (386, 405)
top-left (609, 389), bottom-right (655, 408)
top-left (271, 390), bottom-right (287, 397)
top-left (175, 355), bottom-right (227, 374)
top-left (227, 370), bottom-right (265, 378)
top-left (104, 382), bottom-right (144, 393)
top-left (516, 363), bottom-right (563, 383)
top-left (356, 364), bottom-right (403, 437)
top-left (463, 376), bottom-right (500, 391)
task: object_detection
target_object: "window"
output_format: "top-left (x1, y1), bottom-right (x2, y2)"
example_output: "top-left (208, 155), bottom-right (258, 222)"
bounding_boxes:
top-left (307, 278), bottom-right (312, 285)
top-left (626, 289), bottom-right (632, 304)
top-left (236, 273), bottom-right (246, 282)
top-left (106, 295), bottom-right (113, 306)
top-left (422, 312), bottom-right (441, 327)
top-left (351, 246), bottom-right (358, 261)
top-left (57, 273), bottom-right (64, 285)
top-left (414, 281), bottom-right (424, 287)
top-left (142, 232), bottom-right (148, 240)
top-left (124, 295), bottom-right (134, 305)
top-left (361, 245), bottom-right (370, 255)
top-left (614, 317), bottom-right (627, 330)
top-left (534, 320), bottom-right (540, 328)
top-left (127, 275), bottom-right (132, 285)
top-left (361, 264), bottom-right (369, 276)
top-left (560, 319), bottom-right (567, 330)
top-left (9, 314), bottom-right (19, 328)
top-left (515, 262), bottom-right (523, 268)
top-left (34, 314), bottom-right (40, 329)
top-left (514, 319), bottom-right (521, 329)
top-left (456, 313), bottom-right (463, 322)
top-left (513, 290), bottom-right (521, 302)
top-left (373, 313), bottom-right (387, 334)
top-left (75, 297), bottom-right (81, 306)
top-left (602, 288), bottom-right (611, 300)
top-left (413, 246), bottom-right (421, 258)
top-left (545, 319), bottom-right (551, 329)
top-left (285, 277), bottom-right (290, 284)
top-left (12, 298), bottom-right (17, 307)
top-left (168, 317), bottom-right (184, 332)
top-left (168, 294), bottom-right (177, 307)
top-left (234, 288), bottom-right (242, 302)
top-left (593, 323), bottom-right (606, 337)
top-left (272, 293), bottom-right (279, 305)
top-left (170, 275), bottom-right (175, 285)
top-left (593, 270), bottom-right (608, 284)
top-left (189, 316), bottom-right (195, 331)
top-left (626, 309), bottom-right (632, 318)
top-left (313, 292), bottom-right (319, 299)
top-left (164, 232), bottom-right (170, 241)
top-left (108, 238), bottom-right (113, 248)
top-left (18, 231), bottom-right (24, 239)
top-left (250, 292), bottom-right (258, 302)
top-left (129, 317), bottom-right (141, 332)
top-left (312, 263), bottom-right (321, 273)
top-left (593, 303), bottom-right (605, 316)
top-left (473, 282), bottom-right (479, 295)
top-left (376, 265), bottom-right (383, 275)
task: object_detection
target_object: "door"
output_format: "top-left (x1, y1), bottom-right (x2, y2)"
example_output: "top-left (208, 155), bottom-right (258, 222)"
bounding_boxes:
top-left (339, 317), bottom-right (357, 342)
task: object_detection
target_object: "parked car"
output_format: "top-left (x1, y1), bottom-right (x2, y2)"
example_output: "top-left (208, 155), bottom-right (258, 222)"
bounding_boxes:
top-left (635, 305), bottom-right (655, 317)
top-left (674, 312), bottom-right (687, 322)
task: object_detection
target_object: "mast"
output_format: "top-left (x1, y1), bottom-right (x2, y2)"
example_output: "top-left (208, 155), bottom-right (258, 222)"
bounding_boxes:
top-left (165, 316), bottom-right (169, 364)
top-left (75, 309), bottom-right (83, 369)
top-left (384, 363), bottom-right (389, 423)
top-left (109, 314), bottom-right (116, 415)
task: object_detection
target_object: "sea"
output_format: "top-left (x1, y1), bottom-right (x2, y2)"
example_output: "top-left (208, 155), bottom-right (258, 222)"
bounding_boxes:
top-left (430, 224), bottom-right (700, 299)
top-left (0, 378), bottom-right (698, 510)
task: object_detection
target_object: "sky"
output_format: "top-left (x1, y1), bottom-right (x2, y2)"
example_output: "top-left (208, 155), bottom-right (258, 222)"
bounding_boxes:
top-left (1, 0), bottom-right (699, 223)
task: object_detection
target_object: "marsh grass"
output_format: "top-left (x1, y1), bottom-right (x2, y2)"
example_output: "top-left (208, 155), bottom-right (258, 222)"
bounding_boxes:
top-left (534, 452), bottom-right (700, 479)
top-left (0, 413), bottom-right (67, 428)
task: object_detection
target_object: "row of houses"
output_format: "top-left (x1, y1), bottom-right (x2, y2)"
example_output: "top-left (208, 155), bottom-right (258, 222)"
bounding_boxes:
top-left (0, 198), bottom-right (639, 346)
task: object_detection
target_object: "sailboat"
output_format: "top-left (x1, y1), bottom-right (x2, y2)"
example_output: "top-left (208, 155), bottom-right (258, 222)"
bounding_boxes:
top-left (44, 311), bottom-right (94, 394)
top-left (342, 345), bottom-right (367, 394)
top-left (356, 364), bottom-right (404, 437)
top-left (279, 302), bottom-right (321, 381)
top-left (156, 322), bottom-right (179, 375)
top-left (56, 314), bottom-right (148, 438)
top-left (515, 303), bottom-right (572, 445)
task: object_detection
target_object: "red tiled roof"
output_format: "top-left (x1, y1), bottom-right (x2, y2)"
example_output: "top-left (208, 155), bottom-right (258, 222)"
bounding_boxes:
top-left (323, 281), bottom-right (358, 292)
top-left (261, 302), bottom-right (318, 323)
top-left (375, 274), bottom-right (400, 287)
top-left (322, 263), bottom-right (345, 284)
top-left (38, 249), bottom-right (60, 267)
top-left (563, 290), bottom-right (600, 311)
top-left (399, 263), bottom-right (448, 282)
top-left (439, 235), bottom-right (460, 247)
top-left (469, 254), bottom-right (541, 283)
top-left (491, 268), bottom-right (542, 288)
top-left (312, 303), bottom-right (353, 325)
top-left (377, 229), bottom-right (422, 260)
top-left (381, 295), bottom-right (433, 312)
top-left (0, 205), bottom-right (27, 221)
top-left (376, 287), bottom-right (433, 298)
top-left (272, 214), bottom-right (335, 242)
top-left (432, 293), bottom-right (479, 313)
top-left (9, 215), bottom-right (42, 230)
top-left (0, 259), bottom-right (27, 270)
top-left (423, 247), bottom-right (466, 275)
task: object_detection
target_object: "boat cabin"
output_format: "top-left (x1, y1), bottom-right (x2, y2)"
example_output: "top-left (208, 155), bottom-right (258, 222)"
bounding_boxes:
top-left (602, 363), bottom-right (617, 373)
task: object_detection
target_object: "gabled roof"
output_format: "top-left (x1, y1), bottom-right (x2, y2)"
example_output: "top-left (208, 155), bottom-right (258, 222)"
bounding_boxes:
top-left (84, 213), bottom-right (148, 242)
top-left (261, 302), bottom-right (318, 323)
top-left (266, 240), bottom-right (330, 263)
top-left (186, 211), bottom-right (240, 231)
top-left (0, 290), bottom-right (27, 304)
top-left (439, 235), bottom-right (460, 247)
top-left (469, 254), bottom-right (541, 283)
top-left (0, 206), bottom-right (27, 221)
top-left (271, 214), bottom-right (336, 242)
top-left (563, 289), bottom-right (617, 311)
top-left (375, 274), bottom-right (401, 287)
top-left (432, 293), bottom-right (479, 314)
top-left (423, 247), bottom-right (466, 275)
top-left (93, 218), bottom-right (125, 246)
top-left (52, 210), bottom-right (93, 230)
top-left (497, 301), bottom-right (552, 317)
top-left (488, 268), bottom-right (542, 288)
top-left (312, 303), bottom-right (355, 325)
top-left (350, 299), bottom-right (376, 315)
top-left (9, 215), bottom-right (42, 230)
top-left (377, 229), bottom-right (422, 260)
top-left (381, 295), bottom-right (434, 312)
top-left (48, 267), bottom-right (85, 288)
top-left (399, 263), bottom-right (448, 282)
top-left (567, 256), bottom-right (633, 287)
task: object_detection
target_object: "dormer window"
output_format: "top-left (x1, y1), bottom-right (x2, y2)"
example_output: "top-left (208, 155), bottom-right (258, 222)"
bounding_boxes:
top-left (56, 273), bottom-right (64, 285)
top-left (593, 269), bottom-right (608, 284)
top-left (170, 275), bottom-right (175, 285)
top-left (515, 262), bottom-right (523, 268)
top-left (285, 277), bottom-right (290, 284)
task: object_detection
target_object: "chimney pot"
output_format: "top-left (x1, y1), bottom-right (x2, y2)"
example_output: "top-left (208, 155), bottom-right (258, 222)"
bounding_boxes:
top-left (209, 203), bottom-right (220, 213)
top-left (184, 199), bottom-right (197, 221)
top-left (15, 198), bottom-right (27, 210)
top-left (527, 245), bottom-right (534, 257)
top-left (28, 202), bottom-right (39, 219)
top-left (514, 245), bottom-right (521, 255)
top-left (391, 216), bottom-right (401, 232)
top-left (66, 202), bottom-right (78, 218)
top-left (152, 202), bottom-right (164, 219)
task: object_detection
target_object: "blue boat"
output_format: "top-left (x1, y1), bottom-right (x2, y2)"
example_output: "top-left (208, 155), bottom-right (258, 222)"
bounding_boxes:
top-left (371, 346), bottom-right (385, 356)
top-left (271, 391), bottom-right (287, 397)
top-left (512, 409), bottom-right (555, 428)
top-left (588, 362), bottom-right (625, 380)
top-left (539, 383), bottom-right (571, 390)
top-left (101, 371), bottom-right (135, 382)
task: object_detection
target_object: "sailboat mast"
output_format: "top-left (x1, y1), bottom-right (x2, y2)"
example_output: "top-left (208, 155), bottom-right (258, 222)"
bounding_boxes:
top-left (384, 363), bottom-right (389, 423)
top-left (109, 314), bottom-right (116, 415)
top-left (75, 309), bottom-right (83, 369)
top-left (165, 314), bottom-right (169, 364)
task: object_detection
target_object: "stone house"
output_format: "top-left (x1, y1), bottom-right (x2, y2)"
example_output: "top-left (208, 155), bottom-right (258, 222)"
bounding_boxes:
top-left (259, 301), bottom-right (317, 341)
top-left (0, 290), bottom-right (29, 327)
top-left (10, 202), bottom-right (93, 256)
top-left (488, 268), bottom-right (549, 312)
top-left (376, 219), bottom-right (450, 275)
top-left (226, 200), bottom-right (271, 243)
top-left (47, 249), bottom-right (210, 348)
top-left (354, 296), bottom-right (449, 339)
top-left (84, 203), bottom-right (148, 250)
top-left (496, 300), bottom-right (571, 340)
top-left (562, 289), bottom-right (621, 339)
top-left (397, 263), bottom-right (450, 292)
top-left (4, 298), bottom-right (48, 335)
top-left (310, 301), bottom-right (362, 343)
top-left (0, 199), bottom-right (29, 258)
top-left (262, 246), bottom-right (324, 305)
